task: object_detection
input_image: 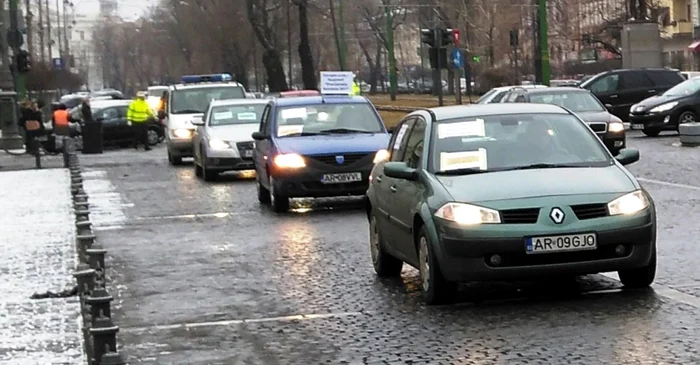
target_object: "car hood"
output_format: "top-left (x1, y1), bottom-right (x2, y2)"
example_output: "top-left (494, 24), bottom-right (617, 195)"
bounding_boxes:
top-left (275, 133), bottom-right (390, 155)
top-left (437, 165), bottom-right (636, 203)
top-left (208, 123), bottom-right (259, 143)
top-left (575, 111), bottom-right (613, 123)
top-left (632, 94), bottom-right (686, 111)
top-left (169, 113), bottom-right (204, 129)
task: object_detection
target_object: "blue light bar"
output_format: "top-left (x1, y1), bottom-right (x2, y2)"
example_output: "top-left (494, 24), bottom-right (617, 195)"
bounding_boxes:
top-left (181, 73), bottom-right (233, 84)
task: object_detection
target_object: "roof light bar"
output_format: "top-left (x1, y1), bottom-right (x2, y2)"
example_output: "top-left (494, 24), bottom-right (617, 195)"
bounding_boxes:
top-left (181, 73), bottom-right (233, 84)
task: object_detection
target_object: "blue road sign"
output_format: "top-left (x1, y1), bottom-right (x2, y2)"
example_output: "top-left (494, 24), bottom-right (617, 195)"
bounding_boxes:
top-left (452, 49), bottom-right (462, 68)
top-left (52, 57), bottom-right (63, 70)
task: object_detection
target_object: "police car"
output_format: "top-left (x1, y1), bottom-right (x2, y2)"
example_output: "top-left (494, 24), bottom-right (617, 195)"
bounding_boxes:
top-left (163, 73), bottom-right (248, 165)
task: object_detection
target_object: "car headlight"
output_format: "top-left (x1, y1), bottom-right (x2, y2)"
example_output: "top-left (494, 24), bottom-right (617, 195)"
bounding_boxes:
top-left (208, 139), bottom-right (230, 150)
top-left (273, 153), bottom-right (306, 168)
top-left (434, 202), bottom-right (501, 225)
top-left (173, 128), bottom-right (191, 138)
top-left (650, 102), bottom-right (677, 113)
top-left (607, 190), bottom-right (649, 216)
top-left (373, 149), bottom-right (389, 163)
top-left (608, 122), bottom-right (624, 133)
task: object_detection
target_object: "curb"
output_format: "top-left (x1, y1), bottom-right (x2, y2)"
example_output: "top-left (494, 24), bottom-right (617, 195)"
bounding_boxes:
top-left (66, 139), bottom-right (128, 365)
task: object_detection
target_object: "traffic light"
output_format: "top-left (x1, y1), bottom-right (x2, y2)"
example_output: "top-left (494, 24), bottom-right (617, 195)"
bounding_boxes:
top-left (420, 28), bottom-right (435, 47)
top-left (15, 50), bottom-right (31, 74)
top-left (440, 28), bottom-right (454, 48)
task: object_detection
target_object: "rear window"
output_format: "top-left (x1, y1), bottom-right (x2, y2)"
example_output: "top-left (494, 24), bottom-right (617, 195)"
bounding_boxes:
top-left (647, 70), bottom-right (684, 86)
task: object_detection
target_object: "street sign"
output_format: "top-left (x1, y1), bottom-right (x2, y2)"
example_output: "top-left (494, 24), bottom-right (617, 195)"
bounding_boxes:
top-left (52, 58), bottom-right (63, 70)
top-left (452, 29), bottom-right (460, 45)
top-left (452, 49), bottom-right (463, 68)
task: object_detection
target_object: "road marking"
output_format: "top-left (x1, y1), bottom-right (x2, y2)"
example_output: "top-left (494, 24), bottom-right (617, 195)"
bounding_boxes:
top-left (122, 311), bottom-right (367, 333)
top-left (637, 177), bottom-right (700, 191)
top-left (601, 272), bottom-right (700, 308)
top-left (134, 212), bottom-right (245, 221)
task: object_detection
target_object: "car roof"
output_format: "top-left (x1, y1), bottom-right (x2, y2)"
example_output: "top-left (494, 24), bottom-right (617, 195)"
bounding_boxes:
top-left (427, 103), bottom-right (569, 121)
top-left (514, 86), bottom-right (588, 94)
top-left (493, 84), bottom-right (547, 91)
top-left (271, 95), bottom-right (369, 107)
top-left (171, 82), bottom-right (245, 90)
top-left (209, 98), bottom-right (269, 107)
top-left (90, 100), bottom-right (131, 108)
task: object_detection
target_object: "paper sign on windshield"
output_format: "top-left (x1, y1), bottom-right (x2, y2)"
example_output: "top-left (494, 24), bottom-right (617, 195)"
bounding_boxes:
top-left (214, 111), bottom-right (233, 120)
top-left (281, 108), bottom-right (307, 119)
top-left (440, 149), bottom-right (487, 171)
top-left (393, 123), bottom-right (410, 149)
top-left (438, 119), bottom-right (485, 139)
top-left (237, 112), bottom-right (257, 120)
top-left (278, 125), bottom-right (304, 137)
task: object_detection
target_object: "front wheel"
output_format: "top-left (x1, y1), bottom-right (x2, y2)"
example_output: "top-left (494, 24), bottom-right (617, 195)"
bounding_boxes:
top-left (417, 226), bottom-right (456, 305)
top-left (269, 176), bottom-right (289, 212)
top-left (369, 214), bottom-right (403, 277)
top-left (201, 149), bottom-right (217, 182)
top-left (618, 245), bottom-right (656, 288)
top-left (678, 111), bottom-right (697, 126)
top-left (642, 127), bottom-right (661, 137)
top-left (256, 174), bottom-right (271, 204)
top-left (168, 149), bottom-right (183, 165)
top-left (147, 127), bottom-right (160, 146)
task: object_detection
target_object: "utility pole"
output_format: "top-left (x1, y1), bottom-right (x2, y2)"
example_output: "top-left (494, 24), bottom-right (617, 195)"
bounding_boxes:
top-left (538, 0), bottom-right (550, 85)
top-left (286, 0), bottom-right (293, 88)
top-left (337, 0), bottom-right (347, 71)
top-left (38, 0), bottom-right (45, 64)
top-left (46, 0), bottom-right (52, 61)
top-left (385, 5), bottom-right (397, 100)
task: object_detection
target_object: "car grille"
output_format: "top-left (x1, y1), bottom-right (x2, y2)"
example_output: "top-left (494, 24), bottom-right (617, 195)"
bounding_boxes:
top-left (571, 203), bottom-right (608, 220)
top-left (587, 123), bottom-right (607, 133)
top-left (235, 141), bottom-right (254, 159)
top-left (305, 153), bottom-right (372, 166)
top-left (500, 208), bottom-right (540, 224)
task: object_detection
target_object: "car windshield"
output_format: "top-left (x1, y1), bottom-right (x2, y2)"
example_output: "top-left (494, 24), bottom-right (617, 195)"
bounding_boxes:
top-left (430, 113), bottom-right (612, 174)
top-left (528, 91), bottom-right (605, 112)
top-left (663, 78), bottom-right (700, 96)
top-left (148, 86), bottom-right (168, 95)
top-left (274, 103), bottom-right (384, 137)
top-left (170, 86), bottom-right (246, 114)
top-left (208, 104), bottom-right (265, 126)
top-left (476, 89), bottom-right (498, 104)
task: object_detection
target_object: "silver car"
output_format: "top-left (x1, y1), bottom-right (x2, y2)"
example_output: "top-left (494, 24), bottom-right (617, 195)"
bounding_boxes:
top-left (191, 99), bottom-right (267, 180)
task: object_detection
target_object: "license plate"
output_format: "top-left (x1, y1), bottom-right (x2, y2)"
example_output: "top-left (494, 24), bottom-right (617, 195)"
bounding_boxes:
top-left (631, 124), bottom-right (645, 130)
top-left (321, 172), bottom-right (362, 184)
top-left (243, 150), bottom-right (253, 157)
top-left (525, 233), bottom-right (597, 254)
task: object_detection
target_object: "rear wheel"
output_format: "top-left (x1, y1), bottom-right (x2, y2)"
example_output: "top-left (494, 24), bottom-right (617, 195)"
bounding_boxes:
top-left (369, 214), bottom-right (403, 277)
top-left (618, 245), bottom-right (656, 288)
top-left (417, 226), bottom-right (456, 305)
top-left (269, 176), bottom-right (289, 212)
top-left (147, 127), bottom-right (160, 146)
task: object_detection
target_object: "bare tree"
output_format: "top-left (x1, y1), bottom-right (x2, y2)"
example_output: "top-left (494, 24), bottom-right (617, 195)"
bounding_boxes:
top-left (246, 0), bottom-right (288, 91)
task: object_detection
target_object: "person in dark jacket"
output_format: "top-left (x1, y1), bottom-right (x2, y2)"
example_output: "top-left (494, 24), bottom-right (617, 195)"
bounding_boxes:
top-left (23, 101), bottom-right (46, 154)
top-left (80, 97), bottom-right (93, 123)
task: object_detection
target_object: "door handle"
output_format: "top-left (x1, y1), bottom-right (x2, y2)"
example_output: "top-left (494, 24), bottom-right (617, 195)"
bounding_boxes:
top-left (648, 89), bottom-right (656, 93)
top-left (376, 176), bottom-right (382, 182)
top-left (610, 95), bottom-right (618, 98)
top-left (390, 186), bottom-right (397, 192)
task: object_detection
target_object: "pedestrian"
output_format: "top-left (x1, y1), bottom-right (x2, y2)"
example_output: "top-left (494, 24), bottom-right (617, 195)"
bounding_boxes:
top-left (127, 91), bottom-right (155, 151)
top-left (80, 97), bottom-right (93, 123)
top-left (18, 99), bottom-right (33, 147)
top-left (24, 101), bottom-right (45, 155)
top-left (52, 103), bottom-right (71, 151)
top-left (157, 90), bottom-right (168, 120)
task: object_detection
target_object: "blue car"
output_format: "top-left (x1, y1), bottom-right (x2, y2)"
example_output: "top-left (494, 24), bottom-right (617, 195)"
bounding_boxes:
top-left (251, 95), bottom-right (391, 212)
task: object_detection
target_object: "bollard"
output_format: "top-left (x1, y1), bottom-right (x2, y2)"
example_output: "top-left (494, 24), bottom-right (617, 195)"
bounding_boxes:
top-left (73, 266), bottom-right (96, 296)
top-left (75, 209), bottom-right (90, 220)
top-left (72, 186), bottom-right (85, 196)
top-left (100, 344), bottom-right (126, 365)
top-left (86, 284), bottom-right (113, 319)
top-left (679, 122), bottom-right (700, 146)
top-left (74, 201), bottom-right (90, 210)
top-left (74, 193), bottom-right (89, 202)
top-left (90, 310), bottom-right (119, 364)
top-left (76, 234), bottom-right (96, 261)
top-left (86, 243), bottom-right (107, 273)
top-left (76, 220), bottom-right (92, 231)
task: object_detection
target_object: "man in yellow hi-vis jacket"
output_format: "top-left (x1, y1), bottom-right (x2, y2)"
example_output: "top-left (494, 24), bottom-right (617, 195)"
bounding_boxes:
top-left (127, 91), bottom-right (155, 151)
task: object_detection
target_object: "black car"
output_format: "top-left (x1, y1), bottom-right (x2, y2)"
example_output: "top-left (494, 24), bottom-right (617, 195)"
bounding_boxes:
top-left (579, 68), bottom-right (684, 122)
top-left (70, 100), bottom-right (163, 147)
top-left (629, 77), bottom-right (700, 136)
top-left (500, 87), bottom-right (626, 154)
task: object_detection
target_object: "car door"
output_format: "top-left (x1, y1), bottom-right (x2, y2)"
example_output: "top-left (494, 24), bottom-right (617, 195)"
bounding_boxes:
top-left (388, 116), bottom-right (427, 262)
top-left (115, 106), bottom-right (131, 140)
top-left (97, 107), bottom-right (122, 142)
top-left (254, 105), bottom-right (273, 184)
top-left (617, 70), bottom-right (655, 120)
top-left (646, 70), bottom-right (685, 94)
top-left (586, 73), bottom-right (624, 119)
top-left (192, 109), bottom-right (209, 163)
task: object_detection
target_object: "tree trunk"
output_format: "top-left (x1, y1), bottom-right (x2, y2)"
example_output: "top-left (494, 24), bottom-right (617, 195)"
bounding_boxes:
top-left (296, 0), bottom-right (317, 89)
top-left (370, 42), bottom-right (383, 93)
top-left (262, 48), bottom-right (288, 92)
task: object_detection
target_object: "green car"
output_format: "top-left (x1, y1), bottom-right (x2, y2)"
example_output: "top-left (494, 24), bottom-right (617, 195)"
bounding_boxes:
top-left (366, 103), bottom-right (656, 305)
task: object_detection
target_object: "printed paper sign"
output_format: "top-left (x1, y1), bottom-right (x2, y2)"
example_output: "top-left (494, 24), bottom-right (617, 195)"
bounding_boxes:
top-left (280, 108), bottom-right (307, 119)
top-left (392, 123), bottom-right (410, 150)
top-left (237, 112), bottom-right (257, 120)
top-left (320, 71), bottom-right (354, 95)
top-left (438, 120), bottom-right (486, 139)
top-left (278, 125), bottom-right (304, 137)
top-left (440, 148), bottom-right (488, 171)
top-left (214, 111), bottom-right (233, 120)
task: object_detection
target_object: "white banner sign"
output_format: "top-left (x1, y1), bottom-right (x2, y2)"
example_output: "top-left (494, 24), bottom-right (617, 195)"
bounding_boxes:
top-left (320, 71), bottom-right (354, 95)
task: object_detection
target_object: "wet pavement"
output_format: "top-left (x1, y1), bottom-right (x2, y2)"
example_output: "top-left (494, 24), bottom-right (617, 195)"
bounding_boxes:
top-left (77, 130), bottom-right (700, 364)
top-left (0, 169), bottom-right (83, 364)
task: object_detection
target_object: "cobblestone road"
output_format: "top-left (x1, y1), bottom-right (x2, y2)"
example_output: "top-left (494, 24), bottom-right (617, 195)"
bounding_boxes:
top-left (79, 130), bottom-right (700, 364)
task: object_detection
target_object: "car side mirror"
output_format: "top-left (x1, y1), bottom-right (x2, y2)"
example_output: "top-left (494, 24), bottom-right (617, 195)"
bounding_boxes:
top-left (252, 131), bottom-right (267, 140)
top-left (191, 118), bottom-right (204, 126)
top-left (615, 148), bottom-right (639, 165)
top-left (383, 162), bottom-right (417, 180)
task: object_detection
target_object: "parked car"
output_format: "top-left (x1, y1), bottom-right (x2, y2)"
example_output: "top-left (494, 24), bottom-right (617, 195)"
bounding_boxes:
top-left (579, 68), bottom-right (685, 122)
top-left (476, 84), bottom-right (548, 104)
top-left (70, 100), bottom-right (164, 147)
top-left (629, 76), bottom-right (700, 136)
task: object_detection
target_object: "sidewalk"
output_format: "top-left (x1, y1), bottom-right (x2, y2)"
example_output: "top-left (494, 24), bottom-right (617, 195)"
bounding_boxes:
top-left (0, 169), bottom-right (84, 363)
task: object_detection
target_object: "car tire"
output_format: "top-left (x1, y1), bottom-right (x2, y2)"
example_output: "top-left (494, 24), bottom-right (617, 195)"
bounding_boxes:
top-left (417, 226), bottom-right (456, 305)
top-left (678, 110), bottom-right (697, 126)
top-left (257, 175), bottom-right (271, 204)
top-left (201, 149), bottom-right (217, 182)
top-left (369, 213), bottom-right (403, 277)
top-left (147, 127), bottom-right (160, 146)
top-left (194, 158), bottom-right (203, 178)
top-left (642, 127), bottom-right (661, 137)
top-left (269, 176), bottom-right (289, 212)
top-left (618, 245), bottom-right (656, 289)
top-left (168, 150), bottom-right (183, 165)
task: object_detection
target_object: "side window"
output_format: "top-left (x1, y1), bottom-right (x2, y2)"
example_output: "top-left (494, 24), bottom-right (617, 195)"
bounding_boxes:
top-left (402, 118), bottom-right (426, 169)
top-left (117, 106), bottom-right (128, 118)
top-left (259, 105), bottom-right (271, 133)
top-left (647, 71), bottom-right (684, 86)
top-left (390, 118), bottom-right (416, 162)
top-left (589, 74), bottom-right (619, 93)
top-left (101, 108), bottom-right (119, 120)
top-left (514, 94), bottom-right (526, 102)
top-left (621, 71), bottom-right (654, 89)
top-left (490, 91), bottom-right (507, 103)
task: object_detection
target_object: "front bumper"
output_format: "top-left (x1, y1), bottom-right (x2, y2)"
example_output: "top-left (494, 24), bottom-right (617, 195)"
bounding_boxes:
top-left (629, 112), bottom-right (675, 130)
top-left (271, 166), bottom-right (373, 198)
top-left (599, 133), bottom-right (625, 153)
top-left (435, 216), bottom-right (654, 282)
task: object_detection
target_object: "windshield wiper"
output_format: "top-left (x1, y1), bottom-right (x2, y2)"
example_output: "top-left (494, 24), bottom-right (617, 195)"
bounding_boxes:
top-left (283, 131), bottom-right (322, 136)
top-left (502, 163), bottom-right (584, 171)
top-left (318, 128), bottom-right (373, 134)
top-left (435, 168), bottom-right (490, 175)
top-left (173, 109), bottom-right (202, 114)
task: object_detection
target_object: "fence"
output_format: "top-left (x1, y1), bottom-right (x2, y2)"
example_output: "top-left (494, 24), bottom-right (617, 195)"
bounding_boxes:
top-left (65, 139), bottom-right (127, 364)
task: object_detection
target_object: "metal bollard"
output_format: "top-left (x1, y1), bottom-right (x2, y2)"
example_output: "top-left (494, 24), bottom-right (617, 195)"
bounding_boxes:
top-left (86, 284), bottom-right (113, 319)
top-left (72, 186), bottom-right (85, 196)
top-left (76, 220), bottom-right (92, 233)
top-left (74, 193), bottom-right (89, 202)
top-left (76, 234), bottom-right (96, 261)
top-left (75, 209), bottom-right (90, 221)
top-left (74, 201), bottom-right (90, 210)
top-left (86, 243), bottom-right (107, 274)
top-left (73, 266), bottom-right (96, 296)
top-left (100, 344), bottom-right (126, 365)
top-left (90, 311), bottom-right (119, 365)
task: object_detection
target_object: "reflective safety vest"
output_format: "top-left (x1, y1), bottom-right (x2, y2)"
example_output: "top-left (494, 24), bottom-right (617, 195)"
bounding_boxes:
top-left (53, 109), bottom-right (69, 127)
top-left (127, 99), bottom-right (154, 123)
top-left (351, 82), bottom-right (361, 96)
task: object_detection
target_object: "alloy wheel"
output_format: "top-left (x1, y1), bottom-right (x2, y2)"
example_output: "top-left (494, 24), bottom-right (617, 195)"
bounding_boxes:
top-left (419, 237), bottom-right (430, 292)
top-left (370, 216), bottom-right (380, 266)
top-left (681, 113), bottom-right (696, 124)
top-left (147, 129), bottom-right (159, 145)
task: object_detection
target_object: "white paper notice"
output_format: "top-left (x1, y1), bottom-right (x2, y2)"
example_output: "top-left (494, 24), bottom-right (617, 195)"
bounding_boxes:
top-left (393, 123), bottom-right (410, 150)
top-left (237, 112), bottom-right (257, 120)
top-left (438, 119), bottom-right (486, 139)
top-left (280, 108), bottom-right (307, 119)
top-left (214, 111), bottom-right (233, 120)
top-left (320, 71), bottom-right (354, 94)
top-left (440, 148), bottom-right (488, 171)
top-left (278, 125), bottom-right (304, 136)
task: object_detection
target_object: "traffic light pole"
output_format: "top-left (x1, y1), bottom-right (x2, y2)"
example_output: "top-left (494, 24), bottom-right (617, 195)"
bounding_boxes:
top-left (538, 0), bottom-right (551, 85)
top-left (434, 29), bottom-right (443, 107)
top-left (9, 0), bottom-right (26, 99)
top-left (385, 6), bottom-right (397, 101)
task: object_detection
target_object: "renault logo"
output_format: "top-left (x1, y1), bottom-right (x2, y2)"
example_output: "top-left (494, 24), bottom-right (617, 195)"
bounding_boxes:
top-left (549, 207), bottom-right (565, 224)
top-left (335, 155), bottom-right (344, 164)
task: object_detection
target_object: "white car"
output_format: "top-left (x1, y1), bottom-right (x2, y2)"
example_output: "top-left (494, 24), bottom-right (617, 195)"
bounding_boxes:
top-left (476, 84), bottom-right (549, 104)
top-left (190, 99), bottom-right (267, 180)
